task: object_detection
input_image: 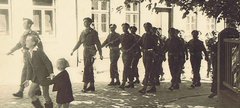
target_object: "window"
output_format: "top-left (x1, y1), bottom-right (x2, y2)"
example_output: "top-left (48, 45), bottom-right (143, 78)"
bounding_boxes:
top-left (186, 15), bottom-right (197, 36)
top-left (32, 0), bottom-right (55, 37)
top-left (206, 18), bottom-right (216, 32)
top-left (125, 3), bottom-right (139, 32)
top-left (91, 0), bottom-right (109, 34)
top-left (0, 0), bottom-right (10, 36)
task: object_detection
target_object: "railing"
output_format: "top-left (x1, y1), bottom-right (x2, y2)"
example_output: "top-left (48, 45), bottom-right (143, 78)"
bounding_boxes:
top-left (222, 38), bottom-right (240, 93)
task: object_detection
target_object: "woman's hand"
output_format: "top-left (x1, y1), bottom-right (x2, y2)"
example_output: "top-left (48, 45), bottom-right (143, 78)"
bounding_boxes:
top-left (22, 80), bottom-right (30, 87)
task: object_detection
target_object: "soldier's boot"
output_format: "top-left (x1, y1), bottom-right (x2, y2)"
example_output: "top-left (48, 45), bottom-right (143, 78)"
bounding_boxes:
top-left (168, 84), bottom-right (175, 91)
top-left (160, 75), bottom-right (165, 81)
top-left (208, 92), bottom-right (217, 98)
top-left (173, 84), bottom-right (180, 90)
top-left (146, 86), bottom-right (156, 93)
top-left (44, 102), bottom-right (53, 108)
top-left (35, 89), bottom-right (42, 96)
top-left (134, 77), bottom-right (140, 84)
top-left (119, 82), bottom-right (126, 90)
top-left (139, 86), bottom-right (147, 94)
top-left (13, 85), bottom-right (24, 98)
top-left (108, 78), bottom-right (115, 86)
top-left (81, 83), bottom-right (88, 93)
top-left (31, 99), bottom-right (43, 108)
top-left (155, 78), bottom-right (160, 86)
top-left (114, 77), bottom-right (121, 85)
top-left (86, 82), bottom-right (95, 92)
top-left (125, 81), bottom-right (134, 88)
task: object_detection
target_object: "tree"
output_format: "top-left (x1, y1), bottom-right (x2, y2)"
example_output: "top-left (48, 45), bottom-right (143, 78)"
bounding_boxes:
top-left (123, 0), bottom-right (240, 25)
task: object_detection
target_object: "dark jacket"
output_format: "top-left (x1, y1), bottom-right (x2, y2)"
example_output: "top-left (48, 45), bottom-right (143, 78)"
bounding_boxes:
top-left (187, 39), bottom-right (208, 59)
top-left (53, 70), bottom-right (74, 104)
top-left (26, 47), bottom-right (53, 86)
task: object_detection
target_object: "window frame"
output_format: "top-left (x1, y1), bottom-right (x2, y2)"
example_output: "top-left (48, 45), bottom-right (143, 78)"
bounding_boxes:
top-left (125, 3), bottom-right (140, 33)
top-left (91, 0), bottom-right (110, 35)
top-left (32, 0), bottom-right (56, 38)
top-left (0, 0), bottom-right (11, 37)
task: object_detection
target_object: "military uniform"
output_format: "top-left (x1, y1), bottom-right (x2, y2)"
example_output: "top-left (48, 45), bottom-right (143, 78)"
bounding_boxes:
top-left (187, 38), bottom-right (208, 86)
top-left (165, 36), bottom-right (185, 89)
top-left (119, 32), bottom-right (135, 86)
top-left (72, 28), bottom-right (102, 84)
top-left (102, 32), bottom-right (121, 84)
top-left (140, 32), bottom-right (158, 87)
top-left (179, 37), bottom-right (188, 82)
top-left (131, 33), bottom-right (142, 83)
top-left (9, 30), bottom-right (43, 95)
top-left (153, 36), bottom-right (165, 84)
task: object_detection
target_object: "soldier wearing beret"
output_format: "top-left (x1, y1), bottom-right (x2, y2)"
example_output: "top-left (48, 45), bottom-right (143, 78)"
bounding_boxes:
top-left (101, 24), bottom-right (121, 86)
top-left (129, 26), bottom-right (141, 84)
top-left (7, 18), bottom-right (42, 98)
top-left (118, 23), bottom-right (136, 90)
top-left (71, 17), bottom-right (103, 92)
top-left (138, 22), bottom-right (158, 94)
top-left (187, 30), bottom-right (209, 88)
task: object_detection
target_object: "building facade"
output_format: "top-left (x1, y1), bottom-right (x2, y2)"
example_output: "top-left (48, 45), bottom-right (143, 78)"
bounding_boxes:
top-left (0, 0), bottom-right (226, 65)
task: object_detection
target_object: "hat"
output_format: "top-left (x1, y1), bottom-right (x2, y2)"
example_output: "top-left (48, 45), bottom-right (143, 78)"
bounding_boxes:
top-left (109, 24), bottom-right (117, 28)
top-left (23, 18), bottom-right (34, 25)
top-left (130, 26), bottom-right (137, 31)
top-left (121, 23), bottom-right (130, 28)
top-left (83, 17), bottom-right (93, 23)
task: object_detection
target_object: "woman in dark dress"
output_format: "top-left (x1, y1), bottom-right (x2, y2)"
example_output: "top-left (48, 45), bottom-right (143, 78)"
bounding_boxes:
top-left (53, 58), bottom-right (74, 108)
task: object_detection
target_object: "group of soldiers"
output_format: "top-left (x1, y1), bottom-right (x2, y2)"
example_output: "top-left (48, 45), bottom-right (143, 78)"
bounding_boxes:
top-left (70, 17), bottom-right (213, 94)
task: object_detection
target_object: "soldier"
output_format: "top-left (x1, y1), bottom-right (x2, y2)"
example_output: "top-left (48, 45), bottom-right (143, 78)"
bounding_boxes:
top-left (187, 30), bottom-right (209, 88)
top-left (138, 22), bottom-right (158, 94)
top-left (71, 17), bottom-right (103, 92)
top-left (165, 28), bottom-right (185, 90)
top-left (152, 27), bottom-right (166, 86)
top-left (101, 24), bottom-right (121, 86)
top-left (205, 31), bottom-right (218, 78)
top-left (129, 26), bottom-right (141, 84)
top-left (118, 23), bottom-right (136, 90)
top-left (176, 29), bottom-right (188, 82)
top-left (7, 18), bottom-right (42, 98)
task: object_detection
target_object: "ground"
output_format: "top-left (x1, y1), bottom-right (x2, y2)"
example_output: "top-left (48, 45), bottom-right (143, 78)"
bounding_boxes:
top-left (0, 52), bottom-right (236, 108)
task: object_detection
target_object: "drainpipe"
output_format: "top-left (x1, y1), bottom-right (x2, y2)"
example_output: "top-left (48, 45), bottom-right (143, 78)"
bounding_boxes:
top-left (75, 0), bottom-right (79, 67)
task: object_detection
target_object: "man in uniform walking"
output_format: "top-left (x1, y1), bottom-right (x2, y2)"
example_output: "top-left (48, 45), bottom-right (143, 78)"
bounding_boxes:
top-left (165, 28), bottom-right (185, 90)
top-left (101, 24), bottom-right (121, 86)
top-left (118, 23), bottom-right (136, 90)
top-left (129, 26), bottom-right (141, 84)
top-left (152, 27), bottom-right (166, 86)
top-left (71, 17), bottom-right (103, 92)
top-left (7, 18), bottom-right (42, 98)
top-left (138, 22), bottom-right (158, 94)
top-left (187, 30), bottom-right (209, 88)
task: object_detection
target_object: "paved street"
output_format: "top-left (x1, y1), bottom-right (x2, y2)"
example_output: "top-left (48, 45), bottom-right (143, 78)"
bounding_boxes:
top-left (0, 52), bottom-right (235, 108)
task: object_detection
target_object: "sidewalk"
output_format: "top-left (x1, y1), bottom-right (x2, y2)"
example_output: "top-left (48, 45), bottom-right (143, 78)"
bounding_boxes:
top-left (0, 82), bottom-right (229, 108)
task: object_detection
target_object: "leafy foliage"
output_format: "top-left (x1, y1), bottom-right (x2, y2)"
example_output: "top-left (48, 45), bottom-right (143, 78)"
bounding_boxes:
top-left (123, 0), bottom-right (240, 25)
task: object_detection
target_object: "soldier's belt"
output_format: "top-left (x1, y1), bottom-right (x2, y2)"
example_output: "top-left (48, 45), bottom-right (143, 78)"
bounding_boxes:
top-left (110, 47), bottom-right (120, 50)
top-left (84, 45), bottom-right (95, 48)
top-left (142, 49), bottom-right (153, 52)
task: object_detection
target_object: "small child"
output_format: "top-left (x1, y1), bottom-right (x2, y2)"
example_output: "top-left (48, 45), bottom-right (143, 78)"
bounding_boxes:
top-left (52, 58), bottom-right (74, 108)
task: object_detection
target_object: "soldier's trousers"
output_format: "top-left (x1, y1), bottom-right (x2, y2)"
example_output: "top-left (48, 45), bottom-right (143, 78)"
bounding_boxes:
top-left (190, 56), bottom-right (202, 84)
top-left (122, 52), bottom-right (134, 82)
top-left (211, 55), bottom-right (217, 93)
top-left (19, 52), bottom-right (40, 92)
top-left (110, 49), bottom-right (120, 79)
top-left (131, 56), bottom-right (140, 78)
top-left (83, 56), bottom-right (95, 83)
top-left (154, 57), bottom-right (164, 77)
top-left (168, 56), bottom-right (181, 85)
top-left (142, 52), bottom-right (155, 86)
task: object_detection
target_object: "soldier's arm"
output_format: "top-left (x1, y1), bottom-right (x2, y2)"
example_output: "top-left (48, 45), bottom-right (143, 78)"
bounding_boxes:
top-left (94, 32), bottom-right (103, 57)
top-left (202, 42), bottom-right (209, 61)
top-left (101, 35), bottom-right (110, 48)
top-left (72, 32), bottom-right (84, 54)
top-left (7, 35), bottom-right (26, 54)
